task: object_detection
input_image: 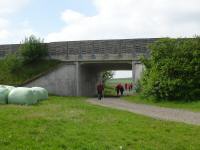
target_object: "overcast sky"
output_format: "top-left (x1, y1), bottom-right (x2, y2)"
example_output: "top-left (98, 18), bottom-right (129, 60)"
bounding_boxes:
top-left (0, 0), bottom-right (199, 77)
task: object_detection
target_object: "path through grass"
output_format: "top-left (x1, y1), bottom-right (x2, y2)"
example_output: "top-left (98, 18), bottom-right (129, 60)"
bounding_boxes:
top-left (0, 96), bottom-right (200, 150)
top-left (124, 95), bottom-right (200, 112)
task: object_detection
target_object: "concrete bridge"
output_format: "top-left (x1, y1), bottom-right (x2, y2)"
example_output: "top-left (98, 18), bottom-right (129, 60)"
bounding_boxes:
top-left (0, 38), bottom-right (158, 96)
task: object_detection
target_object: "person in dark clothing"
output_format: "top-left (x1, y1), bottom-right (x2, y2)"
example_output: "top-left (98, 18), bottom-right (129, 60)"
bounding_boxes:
top-left (116, 84), bottom-right (121, 96)
top-left (128, 83), bottom-right (131, 91)
top-left (120, 85), bottom-right (124, 96)
top-left (125, 83), bottom-right (128, 91)
top-left (97, 82), bottom-right (104, 100)
top-left (130, 83), bottom-right (133, 90)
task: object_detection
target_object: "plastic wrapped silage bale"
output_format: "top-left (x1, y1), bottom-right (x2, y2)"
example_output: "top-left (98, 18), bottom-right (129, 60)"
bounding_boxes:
top-left (4, 85), bottom-right (15, 92)
top-left (31, 87), bottom-right (48, 101)
top-left (0, 87), bottom-right (9, 104)
top-left (8, 87), bottom-right (38, 105)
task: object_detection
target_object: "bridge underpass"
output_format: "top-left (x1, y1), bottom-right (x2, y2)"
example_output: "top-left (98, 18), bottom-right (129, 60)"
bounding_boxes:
top-left (77, 61), bottom-right (133, 96)
top-left (0, 38), bottom-right (156, 96)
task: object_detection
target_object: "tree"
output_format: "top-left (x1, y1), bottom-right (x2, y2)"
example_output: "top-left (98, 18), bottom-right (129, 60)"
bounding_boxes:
top-left (102, 71), bottom-right (114, 83)
top-left (19, 35), bottom-right (48, 63)
top-left (2, 53), bottom-right (22, 73)
top-left (140, 37), bottom-right (200, 101)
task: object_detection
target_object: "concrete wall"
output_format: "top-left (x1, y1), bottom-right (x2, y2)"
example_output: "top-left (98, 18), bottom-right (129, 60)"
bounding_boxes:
top-left (0, 44), bottom-right (20, 58)
top-left (25, 62), bottom-right (100, 96)
top-left (78, 64), bottom-right (101, 96)
top-left (0, 38), bottom-right (157, 61)
top-left (132, 61), bottom-right (144, 81)
top-left (26, 63), bottom-right (77, 96)
top-left (135, 64), bottom-right (144, 81)
top-left (25, 61), bottom-right (134, 96)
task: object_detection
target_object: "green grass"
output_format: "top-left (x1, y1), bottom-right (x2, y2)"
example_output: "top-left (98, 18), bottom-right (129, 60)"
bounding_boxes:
top-left (0, 59), bottom-right (61, 85)
top-left (105, 78), bottom-right (134, 97)
top-left (124, 95), bottom-right (200, 112)
top-left (107, 78), bottom-right (133, 86)
top-left (104, 84), bottom-right (116, 97)
top-left (0, 96), bottom-right (200, 150)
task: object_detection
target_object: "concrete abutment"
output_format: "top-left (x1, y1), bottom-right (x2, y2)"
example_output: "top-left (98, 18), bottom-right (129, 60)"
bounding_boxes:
top-left (0, 38), bottom-right (152, 96)
top-left (25, 61), bottom-right (144, 96)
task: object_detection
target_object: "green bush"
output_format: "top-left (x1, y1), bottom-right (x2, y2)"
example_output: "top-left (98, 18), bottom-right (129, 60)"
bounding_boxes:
top-left (3, 53), bottom-right (22, 73)
top-left (19, 35), bottom-right (48, 63)
top-left (140, 37), bottom-right (200, 101)
top-left (135, 80), bottom-right (142, 93)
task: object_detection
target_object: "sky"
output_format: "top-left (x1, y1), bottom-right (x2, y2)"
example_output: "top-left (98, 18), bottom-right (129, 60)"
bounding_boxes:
top-left (0, 0), bottom-right (199, 78)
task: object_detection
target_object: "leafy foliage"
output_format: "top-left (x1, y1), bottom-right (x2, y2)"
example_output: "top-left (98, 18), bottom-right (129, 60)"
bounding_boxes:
top-left (140, 37), bottom-right (200, 101)
top-left (1, 53), bottom-right (22, 73)
top-left (0, 35), bottom-right (61, 85)
top-left (0, 59), bottom-right (60, 85)
top-left (102, 71), bottom-right (114, 83)
top-left (19, 35), bottom-right (48, 63)
top-left (135, 80), bottom-right (142, 93)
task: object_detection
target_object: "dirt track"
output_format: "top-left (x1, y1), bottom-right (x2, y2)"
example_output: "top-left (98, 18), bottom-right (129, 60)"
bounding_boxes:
top-left (87, 98), bottom-right (200, 125)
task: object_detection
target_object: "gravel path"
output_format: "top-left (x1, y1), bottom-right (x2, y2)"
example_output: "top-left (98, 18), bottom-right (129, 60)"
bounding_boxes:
top-left (87, 98), bottom-right (200, 125)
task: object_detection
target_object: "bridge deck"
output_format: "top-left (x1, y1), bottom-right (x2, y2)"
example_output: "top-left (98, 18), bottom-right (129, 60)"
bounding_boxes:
top-left (0, 38), bottom-right (158, 61)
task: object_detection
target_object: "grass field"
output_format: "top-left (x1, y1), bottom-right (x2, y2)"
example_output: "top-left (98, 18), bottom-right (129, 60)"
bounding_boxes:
top-left (104, 78), bottom-right (133, 96)
top-left (0, 96), bottom-right (200, 150)
top-left (106, 79), bottom-right (200, 112)
top-left (0, 59), bottom-right (61, 85)
top-left (124, 95), bottom-right (200, 112)
top-left (106, 78), bottom-right (133, 86)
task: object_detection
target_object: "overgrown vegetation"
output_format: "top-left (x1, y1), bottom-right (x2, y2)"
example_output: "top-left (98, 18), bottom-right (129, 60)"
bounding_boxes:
top-left (102, 71), bottom-right (114, 83)
top-left (19, 35), bottom-right (48, 63)
top-left (0, 59), bottom-right (60, 85)
top-left (140, 37), bottom-right (200, 101)
top-left (0, 96), bottom-right (200, 150)
top-left (0, 35), bottom-right (61, 85)
top-left (2, 53), bottom-right (22, 73)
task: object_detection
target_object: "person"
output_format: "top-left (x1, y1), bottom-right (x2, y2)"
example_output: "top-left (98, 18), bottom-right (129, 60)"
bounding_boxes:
top-left (128, 83), bottom-right (131, 91)
top-left (130, 83), bottom-right (133, 90)
top-left (97, 82), bottom-right (104, 100)
top-left (116, 83), bottom-right (121, 96)
top-left (120, 85), bottom-right (124, 96)
top-left (125, 83), bottom-right (128, 91)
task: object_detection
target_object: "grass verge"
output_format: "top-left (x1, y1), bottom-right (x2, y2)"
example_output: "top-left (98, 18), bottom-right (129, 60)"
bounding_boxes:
top-left (124, 95), bottom-right (200, 112)
top-left (0, 96), bottom-right (199, 150)
top-left (0, 59), bottom-right (61, 85)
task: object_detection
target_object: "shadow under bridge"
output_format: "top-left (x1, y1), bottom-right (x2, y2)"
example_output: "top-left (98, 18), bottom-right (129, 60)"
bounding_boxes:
top-left (77, 61), bottom-right (133, 96)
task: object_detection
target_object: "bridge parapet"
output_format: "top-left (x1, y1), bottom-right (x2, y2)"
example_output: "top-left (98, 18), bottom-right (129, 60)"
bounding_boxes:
top-left (0, 44), bottom-right (20, 57)
top-left (0, 38), bottom-right (157, 61)
top-left (48, 38), bottom-right (157, 61)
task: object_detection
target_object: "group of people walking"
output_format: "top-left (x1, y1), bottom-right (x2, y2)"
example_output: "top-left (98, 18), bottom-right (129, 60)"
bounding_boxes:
top-left (125, 83), bottom-right (133, 91)
top-left (115, 83), bottom-right (133, 96)
top-left (96, 82), bottom-right (133, 100)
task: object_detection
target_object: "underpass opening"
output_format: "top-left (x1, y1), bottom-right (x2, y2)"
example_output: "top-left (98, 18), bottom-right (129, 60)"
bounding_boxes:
top-left (104, 70), bottom-right (133, 97)
top-left (78, 61), bottom-right (134, 97)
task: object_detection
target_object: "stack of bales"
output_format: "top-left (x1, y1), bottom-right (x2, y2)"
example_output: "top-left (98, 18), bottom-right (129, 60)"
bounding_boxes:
top-left (0, 87), bottom-right (9, 104)
top-left (0, 85), bottom-right (48, 105)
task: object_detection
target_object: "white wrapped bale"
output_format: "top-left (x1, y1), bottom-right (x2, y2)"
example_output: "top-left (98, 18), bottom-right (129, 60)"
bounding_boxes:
top-left (4, 85), bottom-right (15, 92)
top-left (0, 87), bottom-right (9, 104)
top-left (31, 87), bottom-right (48, 100)
top-left (8, 87), bottom-right (38, 105)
